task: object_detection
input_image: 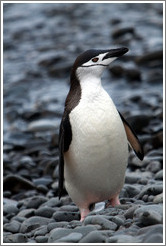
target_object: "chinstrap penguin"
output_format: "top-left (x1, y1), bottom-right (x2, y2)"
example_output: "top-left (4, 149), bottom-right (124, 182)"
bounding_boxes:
top-left (59, 47), bottom-right (144, 221)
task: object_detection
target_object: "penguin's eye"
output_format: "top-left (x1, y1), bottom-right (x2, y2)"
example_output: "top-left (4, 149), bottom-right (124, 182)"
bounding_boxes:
top-left (92, 57), bottom-right (99, 63)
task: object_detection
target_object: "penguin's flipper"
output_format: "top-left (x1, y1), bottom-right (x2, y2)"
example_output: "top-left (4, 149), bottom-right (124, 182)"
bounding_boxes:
top-left (119, 112), bottom-right (144, 161)
top-left (58, 112), bottom-right (72, 199)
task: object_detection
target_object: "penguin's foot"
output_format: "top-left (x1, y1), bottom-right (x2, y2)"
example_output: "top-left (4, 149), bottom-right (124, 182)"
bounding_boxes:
top-left (80, 208), bottom-right (90, 222)
top-left (106, 194), bottom-right (120, 208)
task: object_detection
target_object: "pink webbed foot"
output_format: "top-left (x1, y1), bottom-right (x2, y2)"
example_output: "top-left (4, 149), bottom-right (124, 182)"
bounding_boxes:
top-left (106, 194), bottom-right (120, 208)
top-left (80, 208), bottom-right (90, 222)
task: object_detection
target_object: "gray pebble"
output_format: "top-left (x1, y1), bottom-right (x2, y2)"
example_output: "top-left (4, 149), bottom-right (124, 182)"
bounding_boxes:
top-left (79, 230), bottom-right (106, 243)
top-left (155, 170), bottom-right (163, 180)
top-left (20, 216), bottom-right (51, 233)
top-left (40, 197), bottom-right (62, 207)
top-left (26, 196), bottom-right (48, 209)
top-left (134, 205), bottom-right (163, 225)
top-left (48, 228), bottom-right (71, 242)
top-left (56, 232), bottom-right (83, 243)
top-left (125, 172), bottom-right (142, 184)
top-left (4, 220), bottom-right (21, 233)
top-left (17, 208), bottom-right (35, 218)
top-left (123, 184), bottom-right (140, 197)
top-left (124, 205), bottom-right (141, 219)
top-left (34, 225), bottom-right (48, 237)
top-left (153, 193), bottom-right (163, 203)
top-left (3, 204), bottom-right (19, 216)
top-left (137, 184), bottom-right (163, 199)
top-left (35, 206), bottom-right (56, 218)
top-left (35, 236), bottom-right (48, 243)
top-left (28, 119), bottom-right (59, 132)
top-left (107, 234), bottom-right (140, 243)
top-left (146, 160), bottom-right (161, 173)
top-left (73, 225), bottom-right (98, 236)
top-left (53, 211), bottom-right (80, 222)
top-left (142, 233), bottom-right (163, 243)
top-left (3, 233), bottom-right (27, 243)
top-left (47, 221), bottom-right (69, 232)
top-left (83, 215), bottom-right (117, 230)
top-left (59, 205), bottom-right (79, 212)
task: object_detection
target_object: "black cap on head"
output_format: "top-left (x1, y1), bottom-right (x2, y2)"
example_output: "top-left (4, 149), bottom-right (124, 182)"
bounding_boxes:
top-left (72, 47), bottom-right (129, 69)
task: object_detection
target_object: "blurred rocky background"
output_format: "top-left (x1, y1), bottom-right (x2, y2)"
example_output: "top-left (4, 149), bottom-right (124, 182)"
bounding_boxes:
top-left (3, 3), bottom-right (163, 243)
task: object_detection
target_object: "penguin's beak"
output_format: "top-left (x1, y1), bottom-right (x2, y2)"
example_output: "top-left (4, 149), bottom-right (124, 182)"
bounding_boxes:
top-left (103, 47), bottom-right (129, 60)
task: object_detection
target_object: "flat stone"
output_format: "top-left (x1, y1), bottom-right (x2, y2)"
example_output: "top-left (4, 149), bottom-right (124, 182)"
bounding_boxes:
top-left (155, 170), bottom-right (163, 180)
top-left (153, 193), bottom-right (163, 203)
top-left (17, 208), bottom-right (35, 218)
top-left (56, 232), bottom-right (83, 243)
top-left (3, 204), bottom-right (19, 216)
top-left (47, 222), bottom-right (69, 232)
top-left (137, 184), bottom-right (163, 199)
top-left (53, 211), bottom-right (80, 222)
top-left (4, 220), bottom-right (21, 233)
top-left (107, 234), bottom-right (140, 243)
top-left (79, 230), bottom-right (106, 243)
top-left (83, 215), bottom-right (117, 230)
top-left (40, 197), bottom-right (62, 207)
top-left (35, 206), bottom-right (56, 218)
top-left (134, 204), bottom-right (163, 226)
top-left (26, 196), bottom-right (48, 209)
top-left (3, 175), bottom-right (35, 192)
top-left (48, 228), bottom-right (71, 242)
top-left (3, 233), bottom-right (27, 243)
top-left (28, 119), bottom-right (59, 132)
top-left (35, 236), bottom-right (48, 243)
top-left (20, 216), bottom-right (51, 233)
top-left (34, 225), bottom-right (48, 237)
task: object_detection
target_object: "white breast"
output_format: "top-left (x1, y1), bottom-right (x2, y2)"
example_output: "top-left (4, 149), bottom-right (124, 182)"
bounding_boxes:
top-left (64, 79), bottom-right (128, 208)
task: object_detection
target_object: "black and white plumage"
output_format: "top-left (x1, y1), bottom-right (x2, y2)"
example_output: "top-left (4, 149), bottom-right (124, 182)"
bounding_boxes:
top-left (59, 47), bottom-right (144, 221)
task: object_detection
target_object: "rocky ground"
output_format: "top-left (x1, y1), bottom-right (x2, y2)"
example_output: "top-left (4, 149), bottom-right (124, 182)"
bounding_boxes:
top-left (3, 2), bottom-right (163, 244)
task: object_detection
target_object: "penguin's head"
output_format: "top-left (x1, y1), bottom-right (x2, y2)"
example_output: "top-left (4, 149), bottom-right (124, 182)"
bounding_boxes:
top-left (72, 47), bottom-right (129, 80)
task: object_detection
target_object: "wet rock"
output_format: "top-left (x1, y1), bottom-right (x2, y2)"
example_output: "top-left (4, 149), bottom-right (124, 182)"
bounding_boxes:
top-left (3, 233), bottom-right (28, 243)
top-left (79, 230), bottom-right (106, 243)
top-left (142, 233), bottom-right (163, 243)
top-left (56, 232), bottom-right (83, 243)
top-left (35, 206), bottom-right (56, 218)
top-left (34, 225), bottom-right (48, 237)
top-left (3, 204), bottom-right (19, 216)
top-left (35, 236), bottom-right (48, 243)
top-left (17, 209), bottom-right (35, 218)
top-left (27, 119), bottom-right (59, 132)
top-left (53, 211), bottom-right (80, 222)
top-left (137, 184), bottom-right (163, 199)
top-left (124, 205), bottom-right (141, 219)
top-left (153, 193), bottom-right (163, 203)
top-left (47, 222), bottom-right (69, 232)
top-left (26, 196), bottom-right (48, 209)
top-left (3, 175), bottom-right (35, 193)
top-left (107, 234), bottom-right (139, 243)
top-left (33, 177), bottom-right (53, 186)
top-left (146, 160), bottom-right (161, 173)
top-left (4, 220), bottom-right (21, 233)
top-left (40, 197), bottom-right (62, 208)
top-left (48, 228), bottom-right (71, 243)
top-left (125, 172), bottom-right (142, 184)
top-left (155, 170), bottom-right (163, 180)
top-left (124, 68), bottom-right (141, 81)
top-left (134, 204), bottom-right (163, 225)
top-left (20, 216), bottom-right (51, 233)
top-left (135, 50), bottom-right (163, 64)
top-left (109, 65), bottom-right (124, 77)
top-left (123, 184), bottom-right (140, 198)
top-left (112, 26), bottom-right (135, 39)
top-left (19, 156), bottom-right (36, 168)
top-left (83, 215), bottom-right (117, 230)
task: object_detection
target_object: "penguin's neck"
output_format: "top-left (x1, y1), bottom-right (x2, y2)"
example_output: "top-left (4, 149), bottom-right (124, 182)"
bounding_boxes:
top-left (79, 75), bottom-right (103, 102)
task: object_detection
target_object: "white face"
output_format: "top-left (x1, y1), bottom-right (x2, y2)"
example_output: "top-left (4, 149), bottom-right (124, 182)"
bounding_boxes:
top-left (77, 52), bottom-right (117, 80)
